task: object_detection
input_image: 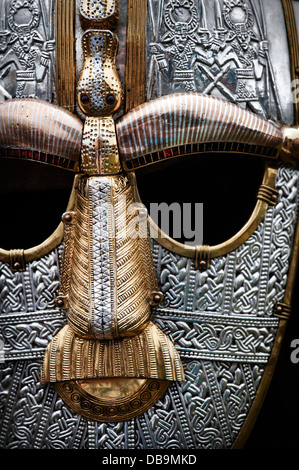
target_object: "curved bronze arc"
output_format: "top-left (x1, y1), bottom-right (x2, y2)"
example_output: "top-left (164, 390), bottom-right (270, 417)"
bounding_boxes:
top-left (0, 99), bottom-right (83, 170)
top-left (0, 99), bottom-right (82, 263)
top-left (116, 93), bottom-right (283, 170)
top-left (131, 165), bottom-right (277, 259)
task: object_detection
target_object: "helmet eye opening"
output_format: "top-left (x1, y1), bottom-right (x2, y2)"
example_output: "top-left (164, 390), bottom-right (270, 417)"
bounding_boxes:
top-left (136, 152), bottom-right (267, 248)
top-left (0, 158), bottom-right (75, 250)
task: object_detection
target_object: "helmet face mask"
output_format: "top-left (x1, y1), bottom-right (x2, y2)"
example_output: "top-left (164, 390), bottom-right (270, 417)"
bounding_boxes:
top-left (0, 0), bottom-right (299, 449)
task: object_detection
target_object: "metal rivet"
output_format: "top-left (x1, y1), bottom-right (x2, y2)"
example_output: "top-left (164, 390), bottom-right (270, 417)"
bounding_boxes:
top-left (199, 260), bottom-right (207, 270)
top-left (56, 298), bottom-right (64, 308)
top-left (276, 305), bottom-right (283, 313)
top-left (13, 262), bottom-right (21, 270)
top-left (271, 194), bottom-right (278, 202)
top-left (151, 292), bottom-right (163, 305)
top-left (138, 209), bottom-right (147, 220)
top-left (63, 213), bottom-right (72, 223)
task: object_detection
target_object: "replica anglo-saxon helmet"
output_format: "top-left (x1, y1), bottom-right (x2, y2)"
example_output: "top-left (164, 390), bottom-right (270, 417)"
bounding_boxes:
top-left (0, 0), bottom-right (299, 450)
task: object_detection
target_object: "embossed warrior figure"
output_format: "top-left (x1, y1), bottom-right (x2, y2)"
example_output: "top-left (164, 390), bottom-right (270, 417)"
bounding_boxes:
top-left (0, 0), bottom-right (54, 99)
top-left (190, 1), bottom-right (236, 101)
top-left (0, 31), bottom-right (14, 101)
top-left (149, 0), bottom-right (199, 92)
top-left (221, 0), bottom-right (269, 117)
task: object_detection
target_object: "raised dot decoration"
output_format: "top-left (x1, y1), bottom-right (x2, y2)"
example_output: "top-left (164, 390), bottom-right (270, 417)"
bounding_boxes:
top-left (77, 30), bottom-right (123, 117)
top-left (54, 379), bottom-right (169, 422)
top-left (80, 0), bottom-right (120, 29)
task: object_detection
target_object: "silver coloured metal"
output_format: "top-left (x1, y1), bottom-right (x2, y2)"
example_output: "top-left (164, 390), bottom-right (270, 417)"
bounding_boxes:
top-left (0, 246), bottom-right (65, 362)
top-left (0, 0), bottom-right (55, 102)
top-left (90, 177), bottom-right (115, 338)
top-left (147, 0), bottom-right (294, 124)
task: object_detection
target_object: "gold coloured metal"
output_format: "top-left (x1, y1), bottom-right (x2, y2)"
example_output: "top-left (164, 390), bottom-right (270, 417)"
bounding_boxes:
top-left (281, 126), bottom-right (299, 162)
top-left (41, 172), bottom-right (185, 385)
top-left (282, 0), bottom-right (299, 124)
top-left (56, 174), bottom-right (159, 340)
top-left (81, 116), bottom-right (122, 174)
top-left (273, 302), bottom-right (292, 320)
top-left (56, 0), bottom-right (76, 110)
top-left (54, 378), bottom-right (169, 423)
top-left (257, 184), bottom-right (279, 206)
top-left (77, 30), bottom-right (123, 117)
top-left (80, 0), bottom-right (120, 29)
top-left (80, 377), bottom-right (147, 399)
top-left (41, 322), bottom-right (184, 382)
top-left (41, 2), bottom-right (182, 422)
top-left (0, 0), bottom-right (298, 447)
top-left (125, 0), bottom-right (147, 111)
top-left (195, 245), bottom-right (211, 271)
top-left (9, 249), bottom-right (25, 273)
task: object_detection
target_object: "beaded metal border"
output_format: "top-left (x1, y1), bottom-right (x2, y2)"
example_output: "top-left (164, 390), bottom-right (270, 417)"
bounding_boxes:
top-left (55, 379), bottom-right (169, 423)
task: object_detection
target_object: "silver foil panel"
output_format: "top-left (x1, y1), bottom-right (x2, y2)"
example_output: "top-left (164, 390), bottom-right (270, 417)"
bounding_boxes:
top-left (0, 245), bottom-right (66, 362)
top-left (151, 164), bottom-right (298, 318)
top-left (146, 0), bottom-right (294, 125)
top-left (152, 311), bottom-right (279, 363)
top-left (0, 0), bottom-right (56, 102)
top-left (90, 177), bottom-right (115, 338)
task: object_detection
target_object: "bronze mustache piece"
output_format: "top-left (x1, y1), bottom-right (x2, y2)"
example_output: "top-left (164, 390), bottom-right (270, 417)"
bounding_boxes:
top-left (116, 92), bottom-right (288, 171)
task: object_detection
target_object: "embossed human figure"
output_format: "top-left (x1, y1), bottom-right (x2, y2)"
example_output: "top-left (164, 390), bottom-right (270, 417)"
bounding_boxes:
top-left (11, 28), bottom-right (54, 98)
top-left (0, 0), bottom-right (54, 99)
top-left (183, 0), bottom-right (234, 100)
top-left (149, 0), bottom-right (199, 92)
top-left (0, 31), bottom-right (10, 55)
top-left (150, 34), bottom-right (197, 92)
top-left (190, 28), bottom-right (215, 88)
top-left (223, 26), bottom-right (269, 117)
top-left (222, 0), bottom-right (269, 118)
top-left (191, 25), bottom-right (237, 101)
